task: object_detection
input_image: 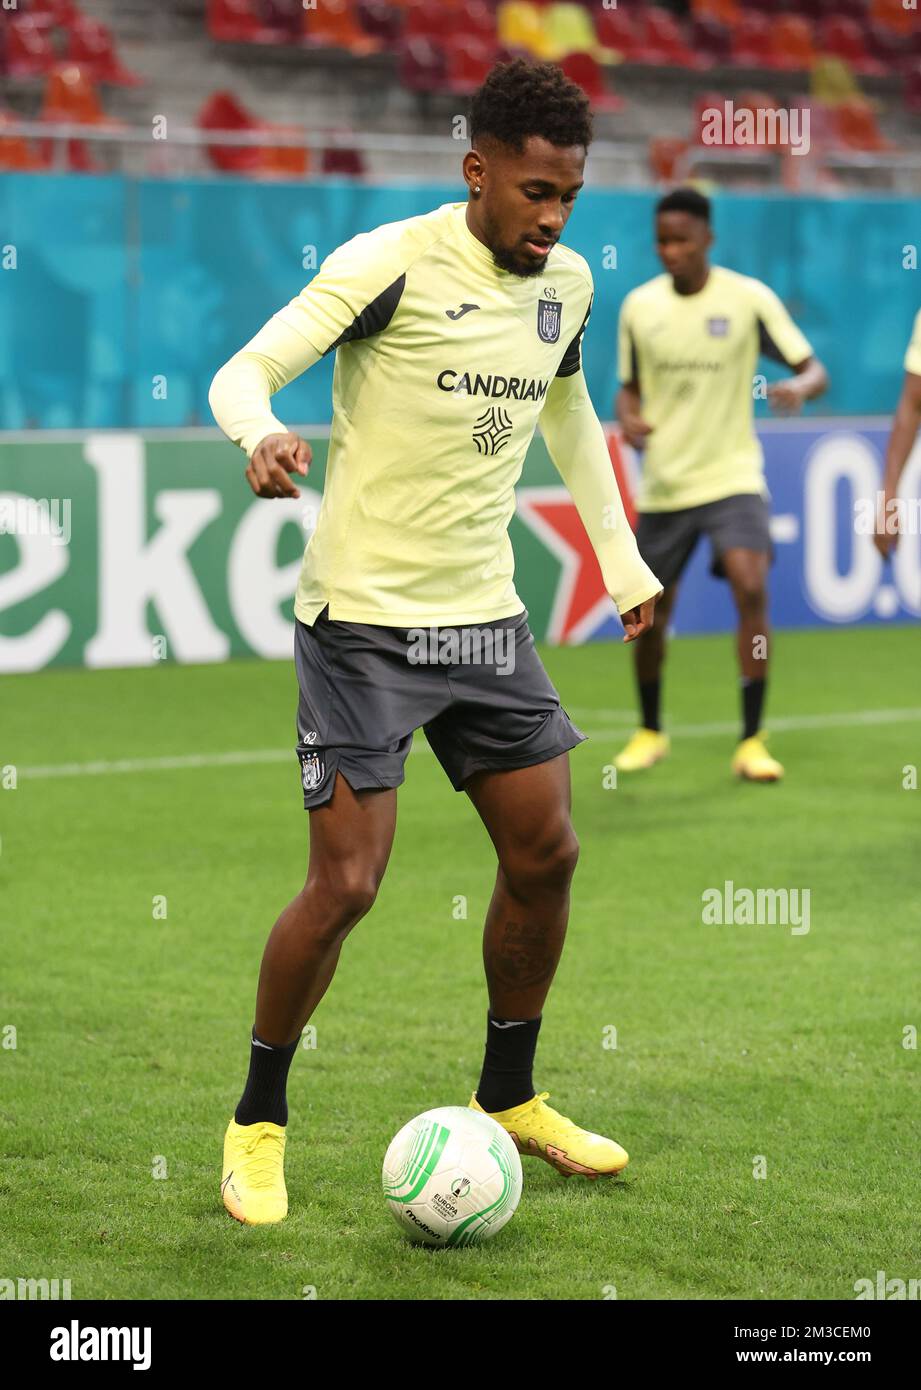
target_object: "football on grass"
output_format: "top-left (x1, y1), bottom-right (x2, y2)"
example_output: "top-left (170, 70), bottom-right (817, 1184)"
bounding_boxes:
top-left (382, 1106), bottom-right (523, 1247)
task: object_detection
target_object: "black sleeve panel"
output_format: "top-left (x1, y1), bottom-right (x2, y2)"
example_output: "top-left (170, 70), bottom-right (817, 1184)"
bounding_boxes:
top-left (758, 316), bottom-right (795, 367)
top-left (556, 295), bottom-right (593, 377)
top-left (325, 273), bottom-right (407, 355)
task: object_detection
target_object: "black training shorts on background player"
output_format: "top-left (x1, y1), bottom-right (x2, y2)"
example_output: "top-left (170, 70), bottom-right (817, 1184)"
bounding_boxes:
top-left (635, 492), bottom-right (773, 590)
top-left (293, 606), bottom-right (585, 809)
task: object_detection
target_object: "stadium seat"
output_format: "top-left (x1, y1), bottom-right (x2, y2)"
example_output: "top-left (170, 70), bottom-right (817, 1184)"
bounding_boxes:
top-left (648, 135), bottom-right (688, 181)
top-left (320, 142), bottom-right (366, 176)
top-left (42, 62), bottom-right (110, 125)
top-left (197, 89), bottom-right (307, 176)
top-left (261, 0), bottom-right (305, 40)
top-left (447, 35), bottom-right (499, 95)
top-left (693, 88), bottom-right (731, 143)
top-left (559, 51), bottom-right (624, 112)
top-left (904, 64), bottom-right (921, 115)
top-left (593, 6), bottom-right (641, 61)
top-left (770, 15), bottom-right (817, 72)
top-left (730, 11), bottom-right (772, 67)
top-left (66, 18), bottom-right (144, 87)
top-left (870, 0), bottom-right (915, 35)
top-left (0, 109), bottom-right (49, 172)
top-left (817, 17), bottom-right (886, 78)
top-left (497, 2), bottom-right (553, 59)
top-left (690, 0), bottom-right (738, 23)
top-left (636, 6), bottom-right (699, 67)
top-left (207, 0), bottom-right (279, 44)
top-left (865, 21), bottom-right (917, 73)
top-left (5, 15), bottom-right (58, 78)
top-left (28, 0), bottom-right (80, 25)
top-left (543, 4), bottom-right (602, 62)
top-left (446, 0), bottom-right (497, 46)
top-left (301, 0), bottom-right (381, 55)
top-left (833, 98), bottom-right (893, 152)
top-left (355, 0), bottom-right (404, 49)
top-left (397, 36), bottom-right (448, 94)
top-left (690, 15), bottom-right (732, 66)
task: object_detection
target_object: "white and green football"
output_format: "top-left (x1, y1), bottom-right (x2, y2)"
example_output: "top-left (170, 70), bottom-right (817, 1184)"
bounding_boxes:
top-left (382, 1106), bottom-right (523, 1247)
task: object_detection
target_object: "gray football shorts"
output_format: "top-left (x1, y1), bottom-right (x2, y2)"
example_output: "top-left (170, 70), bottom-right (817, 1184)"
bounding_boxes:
top-left (293, 606), bottom-right (586, 809)
top-left (636, 492), bottom-right (773, 590)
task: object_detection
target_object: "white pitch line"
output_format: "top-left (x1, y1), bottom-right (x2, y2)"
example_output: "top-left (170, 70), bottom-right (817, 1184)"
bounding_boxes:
top-left (12, 708), bottom-right (921, 781)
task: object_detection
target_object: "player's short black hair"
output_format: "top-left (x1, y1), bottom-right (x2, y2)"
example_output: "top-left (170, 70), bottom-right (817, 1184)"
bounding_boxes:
top-left (656, 187), bottom-right (711, 223)
top-left (469, 59), bottom-right (593, 154)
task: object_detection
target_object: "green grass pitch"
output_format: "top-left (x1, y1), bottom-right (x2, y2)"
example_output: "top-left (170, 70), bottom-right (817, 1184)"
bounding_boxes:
top-left (1, 624), bottom-right (918, 1300)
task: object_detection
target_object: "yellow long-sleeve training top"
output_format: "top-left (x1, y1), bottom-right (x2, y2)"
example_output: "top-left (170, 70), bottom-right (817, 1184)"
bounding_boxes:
top-left (209, 200), bottom-right (661, 628)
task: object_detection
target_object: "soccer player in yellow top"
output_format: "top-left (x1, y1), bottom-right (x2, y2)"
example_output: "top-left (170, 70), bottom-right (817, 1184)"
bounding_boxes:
top-left (614, 187), bottom-right (828, 783)
top-left (209, 61), bottom-right (662, 1225)
top-left (874, 308), bottom-right (921, 558)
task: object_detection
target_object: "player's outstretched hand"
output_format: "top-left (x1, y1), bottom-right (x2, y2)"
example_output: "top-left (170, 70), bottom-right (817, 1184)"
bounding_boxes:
top-left (873, 493), bottom-right (899, 558)
top-left (766, 379), bottom-right (805, 415)
top-left (621, 414), bottom-right (654, 450)
top-left (246, 432), bottom-right (312, 499)
top-left (621, 592), bottom-right (661, 644)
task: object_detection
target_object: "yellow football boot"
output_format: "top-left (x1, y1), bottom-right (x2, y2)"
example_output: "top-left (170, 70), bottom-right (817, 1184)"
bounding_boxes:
top-left (732, 731), bottom-right (783, 782)
top-left (613, 728), bottom-right (670, 772)
top-left (470, 1091), bottom-right (628, 1179)
top-left (221, 1118), bottom-right (288, 1225)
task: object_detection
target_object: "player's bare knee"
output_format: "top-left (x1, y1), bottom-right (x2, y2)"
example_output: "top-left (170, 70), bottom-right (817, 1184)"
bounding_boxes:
top-left (734, 581), bottom-right (767, 619)
top-left (303, 865), bottom-right (381, 935)
top-left (504, 825), bottom-right (579, 898)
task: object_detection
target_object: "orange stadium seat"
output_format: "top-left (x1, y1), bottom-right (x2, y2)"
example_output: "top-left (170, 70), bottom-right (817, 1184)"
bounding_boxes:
top-left (5, 15), bottom-right (58, 78)
top-left (67, 18), bottom-right (144, 86)
top-left (559, 51), bottom-right (624, 111)
top-left (690, 0), bottom-right (738, 24)
top-left (0, 109), bottom-right (49, 172)
top-left (42, 62), bottom-right (110, 125)
top-left (833, 97), bottom-right (893, 152)
top-left (301, 0), bottom-right (381, 55)
top-left (870, 0), bottom-right (915, 36)
top-left (770, 15), bottom-right (817, 72)
top-left (648, 136), bottom-right (688, 182)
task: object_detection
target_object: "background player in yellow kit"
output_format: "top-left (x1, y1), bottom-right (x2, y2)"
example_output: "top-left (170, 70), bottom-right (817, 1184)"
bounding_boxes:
top-left (209, 61), bottom-right (661, 1225)
top-left (614, 188), bottom-right (828, 783)
top-left (875, 308), bottom-right (921, 558)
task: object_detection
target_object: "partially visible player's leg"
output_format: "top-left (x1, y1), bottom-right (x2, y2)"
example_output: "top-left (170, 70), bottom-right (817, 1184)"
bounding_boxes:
top-left (614, 582), bottom-right (677, 771)
top-left (464, 755), bottom-right (629, 1177)
top-left (222, 774), bottom-right (397, 1225)
top-left (720, 544), bottom-right (782, 781)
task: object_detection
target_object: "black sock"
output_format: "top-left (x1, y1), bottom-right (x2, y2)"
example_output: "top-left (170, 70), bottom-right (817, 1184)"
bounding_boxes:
top-left (639, 679), bottom-right (661, 732)
top-left (476, 1012), bottom-right (541, 1113)
top-left (741, 677), bottom-right (766, 740)
top-left (235, 1030), bottom-right (299, 1127)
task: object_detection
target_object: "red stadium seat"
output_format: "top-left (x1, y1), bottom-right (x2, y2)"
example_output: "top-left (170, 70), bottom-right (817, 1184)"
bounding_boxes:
top-left (446, 0), bottom-right (497, 45)
top-left (447, 36), bottom-right (499, 95)
top-left (637, 6), bottom-right (699, 66)
top-left (28, 0), bottom-right (80, 25)
top-left (301, 0), bottom-right (382, 55)
top-left (559, 51), bottom-right (624, 112)
top-left (398, 36), bottom-right (448, 93)
top-left (198, 90), bottom-right (267, 173)
top-left (817, 17), bottom-right (884, 76)
top-left (730, 11), bottom-right (772, 67)
top-left (261, 0), bottom-right (305, 40)
top-left (66, 18), bottom-right (144, 87)
top-left (690, 15), bottom-right (732, 66)
top-left (5, 15), bottom-right (58, 78)
top-left (355, 0), bottom-right (404, 49)
top-left (404, 0), bottom-right (449, 42)
top-left (42, 62), bottom-right (110, 124)
top-left (207, 0), bottom-right (279, 44)
top-left (648, 135), bottom-right (688, 182)
top-left (593, 6), bottom-right (641, 61)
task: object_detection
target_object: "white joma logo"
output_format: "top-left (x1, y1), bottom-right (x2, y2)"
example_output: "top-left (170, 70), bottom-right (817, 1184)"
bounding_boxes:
top-left (50, 1320), bottom-right (152, 1370)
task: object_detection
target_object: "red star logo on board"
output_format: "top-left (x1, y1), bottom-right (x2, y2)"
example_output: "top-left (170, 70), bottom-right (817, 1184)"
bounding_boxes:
top-left (517, 429), bottom-right (639, 644)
